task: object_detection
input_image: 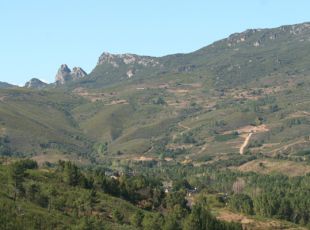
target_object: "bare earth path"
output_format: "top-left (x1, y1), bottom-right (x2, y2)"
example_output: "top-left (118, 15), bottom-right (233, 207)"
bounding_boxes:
top-left (240, 132), bottom-right (253, 155)
top-left (178, 122), bottom-right (190, 133)
top-left (173, 121), bottom-right (191, 141)
top-left (237, 125), bottom-right (269, 155)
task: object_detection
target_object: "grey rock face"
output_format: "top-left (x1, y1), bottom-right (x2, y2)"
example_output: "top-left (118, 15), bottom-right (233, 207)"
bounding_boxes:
top-left (55, 64), bottom-right (87, 85)
top-left (25, 78), bottom-right (48, 89)
top-left (226, 22), bottom-right (310, 47)
top-left (96, 52), bottom-right (160, 79)
top-left (71, 67), bottom-right (87, 80)
top-left (97, 52), bottom-right (160, 67)
top-left (55, 64), bottom-right (72, 84)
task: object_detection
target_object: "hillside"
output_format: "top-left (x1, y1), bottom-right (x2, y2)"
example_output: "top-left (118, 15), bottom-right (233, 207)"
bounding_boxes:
top-left (1, 22), bottom-right (310, 167)
top-left (70, 22), bottom-right (310, 89)
top-left (0, 158), bottom-right (308, 230)
top-left (0, 82), bottom-right (16, 89)
top-left (1, 22), bottom-right (310, 229)
top-left (0, 159), bottom-right (247, 230)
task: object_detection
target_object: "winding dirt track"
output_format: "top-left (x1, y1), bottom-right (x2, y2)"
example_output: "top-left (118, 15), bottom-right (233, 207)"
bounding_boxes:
top-left (178, 122), bottom-right (190, 132)
top-left (239, 133), bottom-right (253, 155)
top-left (238, 125), bottom-right (269, 155)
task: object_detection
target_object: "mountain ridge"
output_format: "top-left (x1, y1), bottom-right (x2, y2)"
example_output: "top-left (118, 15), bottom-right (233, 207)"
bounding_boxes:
top-left (77, 21), bottom-right (310, 88)
top-left (0, 81), bottom-right (16, 89)
top-left (1, 21), bottom-right (310, 163)
top-left (3, 21), bottom-right (309, 89)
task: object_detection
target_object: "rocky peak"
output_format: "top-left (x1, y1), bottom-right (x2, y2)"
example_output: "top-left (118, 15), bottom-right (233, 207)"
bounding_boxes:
top-left (97, 52), bottom-right (160, 68)
top-left (97, 52), bottom-right (117, 66)
top-left (226, 22), bottom-right (310, 48)
top-left (279, 22), bottom-right (310, 35)
top-left (71, 67), bottom-right (87, 80)
top-left (55, 64), bottom-right (87, 85)
top-left (55, 64), bottom-right (72, 84)
top-left (24, 78), bottom-right (48, 89)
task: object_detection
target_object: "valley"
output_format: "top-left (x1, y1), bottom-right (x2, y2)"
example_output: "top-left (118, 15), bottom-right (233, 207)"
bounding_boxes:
top-left (0, 22), bottom-right (310, 229)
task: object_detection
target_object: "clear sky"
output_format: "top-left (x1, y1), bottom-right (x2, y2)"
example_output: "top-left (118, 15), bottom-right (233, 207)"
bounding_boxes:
top-left (0, 0), bottom-right (309, 86)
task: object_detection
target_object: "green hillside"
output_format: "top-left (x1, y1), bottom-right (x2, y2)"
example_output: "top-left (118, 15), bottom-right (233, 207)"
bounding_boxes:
top-left (1, 22), bottom-right (310, 229)
top-left (0, 82), bottom-right (16, 89)
top-left (74, 22), bottom-right (310, 89)
top-left (1, 22), bottom-right (310, 165)
top-left (0, 158), bottom-right (246, 230)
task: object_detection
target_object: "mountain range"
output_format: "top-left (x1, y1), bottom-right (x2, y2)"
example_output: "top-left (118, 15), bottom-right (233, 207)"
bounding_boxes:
top-left (1, 21), bottom-right (310, 230)
top-left (0, 22), bottom-right (310, 168)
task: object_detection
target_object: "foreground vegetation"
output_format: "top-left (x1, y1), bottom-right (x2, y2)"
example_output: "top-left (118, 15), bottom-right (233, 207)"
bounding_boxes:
top-left (0, 158), bottom-right (309, 229)
top-left (0, 159), bottom-right (243, 230)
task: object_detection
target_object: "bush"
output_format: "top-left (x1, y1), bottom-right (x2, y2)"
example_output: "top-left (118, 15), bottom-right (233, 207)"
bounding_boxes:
top-left (229, 193), bottom-right (254, 215)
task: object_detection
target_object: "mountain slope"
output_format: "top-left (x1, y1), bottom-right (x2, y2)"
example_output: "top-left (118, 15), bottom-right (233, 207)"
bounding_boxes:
top-left (0, 81), bottom-right (16, 89)
top-left (0, 22), bottom-right (310, 167)
top-left (24, 78), bottom-right (48, 89)
top-left (0, 88), bottom-right (92, 159)
top-left (69, 22), bottom-right (310, 89)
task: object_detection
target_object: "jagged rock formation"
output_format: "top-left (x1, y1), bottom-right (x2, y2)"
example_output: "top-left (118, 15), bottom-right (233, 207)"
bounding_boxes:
top-left (55, 64), bottom-right (87, 85)
top-left (24, 78), bottom-right (48, 89)
top-left (55, 64), bottom-right (72, 85)
top-left (71, 67), bottom-right (87, 80)
top-left (97, 52), bottom-right (160, 68)
top-left (225, 22), bottom-right (310, 48)
top-left (94, 52), bottom-right (161, 80)
top-left (68, 22), bottom-right (310, 89)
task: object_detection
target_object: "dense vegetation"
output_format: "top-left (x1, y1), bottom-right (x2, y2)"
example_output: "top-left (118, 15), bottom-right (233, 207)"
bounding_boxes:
top-left (1, 158), bottom-right (309, 229)
top-left (129, 161), bottom-right (310, 227)
top-left (0, 159), bottom-right (243, 230)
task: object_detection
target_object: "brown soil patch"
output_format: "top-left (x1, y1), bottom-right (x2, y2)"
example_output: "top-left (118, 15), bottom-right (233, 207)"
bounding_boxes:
top-left (237, 125), bottom-right (269, 134)
top-left (167, 89), bottom-right (189, 94)
top-left (235, 159), bottom-right (310, 177)
top-left (229, 86), bottom-right (283, 101)
top-left (289, 111), bottom-right (310, 118)
top-left (132, 156), bottom-right (155, 161)
top-left (166, 100), bottom-right (188, 109)
top-left (0, 128), bottom-right (6, 135)
top-left (32, 154), bottom-right (69, 165)
top-left (164, 157), bottom-right (174, 161)
top-left (216, 209), bottom-right (306, 230)
top-left (223, 125), bottom-right (269, 154)
top-left (217, 210), bottom-right (253, 224)
top-left (178, 122), bottom-right (190, 131)
top-left (240, 133), bottom-right (253, 154)
top-left (166, 143), bottom-right (193, 150)
top-left (270, 140), bottom-right (307, 155)
top-left (73, 87), bottom-right (107, 102)
top-left (73, 87), bottom-right (122, 103)
top-left (108, 99), bottom-right (128, 105)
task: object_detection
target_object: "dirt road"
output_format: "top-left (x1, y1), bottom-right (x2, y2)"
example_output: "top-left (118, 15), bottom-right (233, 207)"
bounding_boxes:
top-left (240, 132), bottom-right (253, 155)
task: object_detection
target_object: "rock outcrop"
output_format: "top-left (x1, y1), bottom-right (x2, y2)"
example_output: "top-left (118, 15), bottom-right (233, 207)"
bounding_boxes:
top-left (24, 78), bottom-right (48, 89)
top-left (71, 67), bottom-right (87, 80)
top-left (55, 64), bottom-right (72, 85)
top-left (96, 52), bottom-right (161, 79)
top-left (97, 52), bottom-right (160, 68)
top-left (55, 64), bottom-right (87, 85)
top-left (225, 22), bottom-right (310, 48)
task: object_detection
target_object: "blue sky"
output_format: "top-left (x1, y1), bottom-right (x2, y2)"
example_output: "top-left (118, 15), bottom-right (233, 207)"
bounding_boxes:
top-left (0, 0), bottom-right (309, 85)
